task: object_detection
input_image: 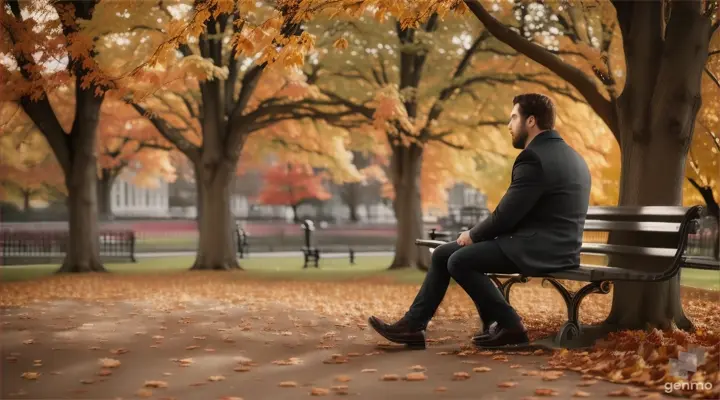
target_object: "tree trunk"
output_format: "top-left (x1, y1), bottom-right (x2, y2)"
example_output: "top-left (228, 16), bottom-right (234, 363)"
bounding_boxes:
top-left (57, 147), bottom-right (106, 273)
top-left (389, 144), bottom-right (430, 270)
top-left (22, 190), bottom-right (31, 212)
top-left (97, 170), bottom-right (115, 221)
top-left (601, 4), bottom-right (711, 332)
top-left (344, 182), bottom-right (361, 223)
top-left (191, 162), bottom-right (240, 270)
top-left (291, 204), bottom-right (300, 223)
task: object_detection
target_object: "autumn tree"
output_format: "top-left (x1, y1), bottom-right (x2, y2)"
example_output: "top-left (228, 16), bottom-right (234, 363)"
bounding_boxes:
top-left (128, 1), bottom-right (364, 270)
top-left (0, 111), bottom-right (64, 211)
top-left (686, 36), bottom-right (720, 218)
top-left (257, 162), bottom-right (331, 222)
top-left (455, 0), bottom-right (719, 331)
top-left (0, 0), bottom-right (189, 272)
top-left (299, 9), bottom-right (611, 269)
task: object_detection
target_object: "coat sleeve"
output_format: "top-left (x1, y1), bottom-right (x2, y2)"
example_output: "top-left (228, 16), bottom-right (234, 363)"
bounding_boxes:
top-left (469, 149), bottom-right (545, 243)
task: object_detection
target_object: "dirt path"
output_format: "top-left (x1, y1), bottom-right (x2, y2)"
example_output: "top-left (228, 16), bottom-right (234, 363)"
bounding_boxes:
top-left (1, 300), bottom-right (675, 400)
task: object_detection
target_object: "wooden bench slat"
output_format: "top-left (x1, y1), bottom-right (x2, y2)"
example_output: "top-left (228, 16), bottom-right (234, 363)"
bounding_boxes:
top-left (488, 264), bottom-right (667, 282)
top-left (583, 220), bottom-right (681, 233)
top-left (682, 256), bottom-right (720, 271)
top-left (581, 243), bottom-right (677, 258)
top-left (586, 206), bottom-right (688, 217)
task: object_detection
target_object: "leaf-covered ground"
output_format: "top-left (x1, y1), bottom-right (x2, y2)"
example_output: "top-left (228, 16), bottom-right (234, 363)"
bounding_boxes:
top-left (1, 271), bottom-right (718, 399)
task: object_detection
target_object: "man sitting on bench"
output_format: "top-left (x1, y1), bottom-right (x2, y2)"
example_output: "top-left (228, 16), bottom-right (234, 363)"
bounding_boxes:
top-left (368, 93), bottom-right (592, 348)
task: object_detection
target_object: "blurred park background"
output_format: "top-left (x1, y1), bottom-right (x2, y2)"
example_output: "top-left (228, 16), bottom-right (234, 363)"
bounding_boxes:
top-left (1, 0), bottom-right (718, 272)
top-left (1, 1), bottom-right (719, 399)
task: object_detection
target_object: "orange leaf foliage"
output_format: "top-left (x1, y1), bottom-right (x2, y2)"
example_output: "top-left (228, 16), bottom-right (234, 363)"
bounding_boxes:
top-left (256, 163), bottom-right (331, 206)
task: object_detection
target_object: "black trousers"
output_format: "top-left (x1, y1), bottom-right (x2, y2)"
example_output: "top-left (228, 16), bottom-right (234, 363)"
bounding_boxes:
top-left (404, 240), bottom-right (523, 330)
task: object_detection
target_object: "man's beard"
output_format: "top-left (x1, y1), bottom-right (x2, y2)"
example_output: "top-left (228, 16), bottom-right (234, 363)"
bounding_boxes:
top-left (512, 127), bottom-right (528, 149)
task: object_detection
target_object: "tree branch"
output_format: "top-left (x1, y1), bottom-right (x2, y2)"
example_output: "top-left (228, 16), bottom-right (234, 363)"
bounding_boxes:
top-left (129, 102), bottom-right (200, 161)
top-left (705, 66), bottom-right (720, 89)
top-left (464, 0), bottom-right (618, 138)
top-left (6, 0), bottom-right (71, 173)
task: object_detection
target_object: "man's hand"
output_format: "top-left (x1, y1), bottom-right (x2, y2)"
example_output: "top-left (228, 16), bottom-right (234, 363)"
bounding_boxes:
top-left (456, 230), bottom-right (473, 246)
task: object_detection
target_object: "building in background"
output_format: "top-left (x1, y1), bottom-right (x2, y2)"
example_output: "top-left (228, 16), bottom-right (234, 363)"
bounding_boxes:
top-left (110, 175), bottom-right (169, 218)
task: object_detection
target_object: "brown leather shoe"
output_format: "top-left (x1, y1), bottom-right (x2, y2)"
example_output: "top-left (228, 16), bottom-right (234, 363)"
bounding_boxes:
top-left (368, 316), bottom-right (426, 349)
top-left (473, 327), bottom-right (529, 348)
top-left (472, 321), bottom-right (498, 341)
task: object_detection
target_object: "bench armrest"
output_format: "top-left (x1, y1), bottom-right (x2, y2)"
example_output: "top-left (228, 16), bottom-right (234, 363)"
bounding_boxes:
top-left (415, 239), bottom-right (447, 249)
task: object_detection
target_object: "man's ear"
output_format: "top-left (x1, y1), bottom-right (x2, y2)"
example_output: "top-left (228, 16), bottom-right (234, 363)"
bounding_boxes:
top-left (526, 115), bottom-right (536, 128)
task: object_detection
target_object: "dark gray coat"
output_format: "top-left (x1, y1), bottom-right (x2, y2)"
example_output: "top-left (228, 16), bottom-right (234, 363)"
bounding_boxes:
top-left (468, 130), bottom-right (591, 274)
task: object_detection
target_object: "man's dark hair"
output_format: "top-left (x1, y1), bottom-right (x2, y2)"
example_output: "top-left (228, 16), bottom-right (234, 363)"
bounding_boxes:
top-left (512, 93), bottom-right (556, 130)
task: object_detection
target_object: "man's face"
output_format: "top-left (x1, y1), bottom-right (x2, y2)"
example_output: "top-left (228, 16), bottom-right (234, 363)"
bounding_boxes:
top-left (508, 103), bottom-right (529, 149)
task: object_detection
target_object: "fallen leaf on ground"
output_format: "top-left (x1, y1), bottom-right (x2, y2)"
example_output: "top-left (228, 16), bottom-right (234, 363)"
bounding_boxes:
top-left (23, 339), bottom-right (34, 344)
top-left (452, 372), bottom-right (470, 381)
top-left (80, 379), bottom-right (95, 384)
top-left (99, 358), bottom-right (121, 368)
top-left (208, 375), bottom-right (225, 382)
top-left (573, 390), bottom-right (591, 397)
top-left (272, 357), bottom-right (302, 365)
top-left (279, 381), bottom-right (298, 387)
top-left (607, 387), bottom-right (639, 397)
top-left (535, 388), bottom-right (559, 396)
top-left (577, 380), bottom-right (597, 386)
top-left (473, 366), bottom-right (491, 373)
top-left (361, 369), bottom-right (377, 373)
top-left (144, 380), bottom-right (169, 388)
top-left (110, 348), bottom-right (128, 355)
top-left (510, 364), bottom-right (523, 368)
top-left (498, 381), bottom-right (518, 388)
top-left (21, 372), bottom-right (40, 380)
top-left (381, 374), bottom-right (400, 381)
top-left (136, 389), bottom-right (153, 397)
top-left (410, 365), bottom-right (426, 371)
top-left (323, 354), bottom-right (349, 364)
top-left (335, 375), bottom-right (351, 382)
top-left (185, 345), bottom-right (199, 350)
top-left (331, 385), bottom-right (349, 395)
top-left (405, 372), bottom-right (427, 381)
top-left (97, 369), bottom-right (112, 376)
top-left (435, 386), bottom-right (447, 392)
top-left (310, 387), bottom-right (329, 396)
top-left (234, 366), bottom-right (251, 372)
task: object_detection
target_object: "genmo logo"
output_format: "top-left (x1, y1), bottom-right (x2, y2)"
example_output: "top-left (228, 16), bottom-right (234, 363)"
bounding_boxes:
top-left (664, 346), bottom-right (713, 394)
top-left (664, 381), bottom-right (714, 394)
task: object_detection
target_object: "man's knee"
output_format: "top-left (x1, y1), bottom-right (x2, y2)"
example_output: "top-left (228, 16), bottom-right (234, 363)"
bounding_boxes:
top-left (431, 242), bottom-right (459, 266)
top-left (447, 251), bottom-right (470, 277)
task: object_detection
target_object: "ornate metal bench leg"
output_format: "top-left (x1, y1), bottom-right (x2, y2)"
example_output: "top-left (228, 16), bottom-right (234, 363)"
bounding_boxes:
top-left (542, 279), bottom-right (612, 346)
top-left (500, 276), bottom-right (530, 303)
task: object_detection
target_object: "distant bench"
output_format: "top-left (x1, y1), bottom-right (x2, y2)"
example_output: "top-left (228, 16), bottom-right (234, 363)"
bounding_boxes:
top-left (416, 205), bottom-right (719, 348)
top-left (0, 230), bottom-right (137, 265)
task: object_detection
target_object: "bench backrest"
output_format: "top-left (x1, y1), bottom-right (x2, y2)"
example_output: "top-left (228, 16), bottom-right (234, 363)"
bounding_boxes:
top-left (580, 205), bottom-right (711, 276)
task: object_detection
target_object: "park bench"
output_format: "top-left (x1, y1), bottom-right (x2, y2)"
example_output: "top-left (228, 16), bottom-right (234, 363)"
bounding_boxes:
top-left (301, 219), bottom-right (321, 268)
top-left (0, 229), bottom-right (137, 265)
top-left (234, 225), bottom-right (250, 259)
top-left (416, 205), bottom-right (719, 348)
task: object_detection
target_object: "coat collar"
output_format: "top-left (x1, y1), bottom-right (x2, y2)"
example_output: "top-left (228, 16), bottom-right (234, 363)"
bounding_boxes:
top-left (527, 129), bottom-right (562, 148)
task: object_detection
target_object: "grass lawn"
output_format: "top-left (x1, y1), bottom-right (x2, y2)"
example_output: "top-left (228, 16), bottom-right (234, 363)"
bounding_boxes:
top-left (1, 256), bottom-right (717, 290)
top-left (0, 256), bottom-right (425, 284)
